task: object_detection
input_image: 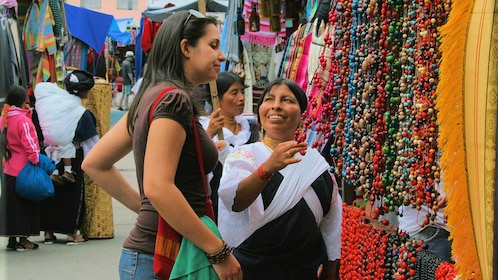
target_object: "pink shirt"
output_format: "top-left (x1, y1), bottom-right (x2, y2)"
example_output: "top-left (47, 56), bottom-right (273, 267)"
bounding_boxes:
top-left (0, 106), bottom-right (40, 176)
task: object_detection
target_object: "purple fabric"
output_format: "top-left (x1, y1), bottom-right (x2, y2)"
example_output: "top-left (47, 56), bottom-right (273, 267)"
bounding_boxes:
top-left (0, 0), bottom-right (17, 8)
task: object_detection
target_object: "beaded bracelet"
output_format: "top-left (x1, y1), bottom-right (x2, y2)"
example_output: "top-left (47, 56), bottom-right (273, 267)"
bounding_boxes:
top-left (257, 165), bottom-right (273, 181)
top-left (206, 241), bottom-right (232, 264)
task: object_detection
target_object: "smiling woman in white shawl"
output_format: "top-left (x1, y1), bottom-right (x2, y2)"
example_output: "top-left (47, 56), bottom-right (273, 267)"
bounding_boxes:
top-left (218, 78), bottom-right (342, 280)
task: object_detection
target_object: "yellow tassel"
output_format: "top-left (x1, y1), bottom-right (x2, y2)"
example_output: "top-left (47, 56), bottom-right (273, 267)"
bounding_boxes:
top-left (435, 0), bottom-right (481, 278)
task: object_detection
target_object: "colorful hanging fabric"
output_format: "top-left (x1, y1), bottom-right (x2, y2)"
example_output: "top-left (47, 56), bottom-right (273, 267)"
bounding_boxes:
top-left (141, 16), bottom-right (162, 53)
top-left (289, 26), bottom-right (313, 91)
top-left (48, 0), bottom-right (63, 42)
top-left (23, 0), bottom-right (57, 83)
top-left (437, 0), bottom-right (494, 277)
top-left (23, 1), bottom-right (41, 51)
top-left (304, 0), bottom-right (319, 21)
top-left (241, 0), bottom-right (286, 47)
top-left (23, 0), bottom-right (56, 55)
top-left (39, 1), bottom-right (56, 55)
top-left (64, 37), bottom-right (88, 70)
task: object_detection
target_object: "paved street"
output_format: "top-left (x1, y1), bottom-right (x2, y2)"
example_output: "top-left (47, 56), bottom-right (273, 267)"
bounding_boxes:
top-left (0, 108), bottom-right (136, 280)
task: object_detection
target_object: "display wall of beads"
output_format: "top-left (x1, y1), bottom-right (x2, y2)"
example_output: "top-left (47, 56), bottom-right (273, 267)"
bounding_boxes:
top-left (299, 0), bottom-right (451, 223)
top-left (279, 0), bottom-right (493, 277)
top-left (341, 205), bottom-right (458, 280)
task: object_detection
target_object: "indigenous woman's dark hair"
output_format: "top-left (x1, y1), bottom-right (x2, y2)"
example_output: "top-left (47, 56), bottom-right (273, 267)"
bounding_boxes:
top-left (209, 71), bottom-right (245, 104)
top-left (5, 85), bottom-right (28, 107)
top-left (1, 85), bottom-right (28, 162)
top-left (256, 78), bottom-right (308, 124)
top-left (127, 10), bottom-right (219, 135)
top-left (201, 72), bottom-right (244, 107)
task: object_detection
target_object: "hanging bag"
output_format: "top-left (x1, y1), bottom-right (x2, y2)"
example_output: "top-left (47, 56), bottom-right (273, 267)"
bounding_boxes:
top-left (149, 88), bottom-right (216, 279)
top-left (16, 154), bottom-right (56, 201)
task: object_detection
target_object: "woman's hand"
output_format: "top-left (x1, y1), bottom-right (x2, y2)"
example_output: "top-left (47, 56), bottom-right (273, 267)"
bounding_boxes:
top-left (264, 140), bottom-right (308, 174)
top-left (212, 254), bottom-right (243, 280)
top-left (232, 140), bottom-right (308, 212)
top-left (215, 140), bottom-right (227, 152)
top-left (207, 108), bottom-right (224, 138)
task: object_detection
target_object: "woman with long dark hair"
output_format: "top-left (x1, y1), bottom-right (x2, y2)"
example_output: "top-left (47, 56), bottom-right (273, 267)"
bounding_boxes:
top-left (82, 10), bottom-right (242, 280)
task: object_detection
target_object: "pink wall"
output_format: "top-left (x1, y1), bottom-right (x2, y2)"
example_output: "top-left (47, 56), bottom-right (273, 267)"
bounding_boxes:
top-left (65, 0), bottom-right (147, 23)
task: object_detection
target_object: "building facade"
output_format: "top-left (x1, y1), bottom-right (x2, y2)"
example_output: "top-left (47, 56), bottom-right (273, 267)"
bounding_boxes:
top-left (65, 0), bottom-right (147, 23)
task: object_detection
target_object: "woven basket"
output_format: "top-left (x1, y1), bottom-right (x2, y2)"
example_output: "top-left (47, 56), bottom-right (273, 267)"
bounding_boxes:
top-left (81, 77), bottom-right (114, 239)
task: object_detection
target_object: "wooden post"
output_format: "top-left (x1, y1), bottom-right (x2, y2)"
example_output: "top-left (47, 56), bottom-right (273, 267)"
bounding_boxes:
top-left (198, 0), bottom-right (224, 140)
top-left (197, 0), bottom-right (206, 14)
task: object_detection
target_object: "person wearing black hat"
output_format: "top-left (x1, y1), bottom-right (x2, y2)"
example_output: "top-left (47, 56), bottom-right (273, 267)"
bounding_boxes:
top-left (34, 69), bottom-right (99, 245)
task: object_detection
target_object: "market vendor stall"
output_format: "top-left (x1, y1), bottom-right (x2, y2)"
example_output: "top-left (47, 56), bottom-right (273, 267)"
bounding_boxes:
top-left (278, 0), bottom-right (496, 278)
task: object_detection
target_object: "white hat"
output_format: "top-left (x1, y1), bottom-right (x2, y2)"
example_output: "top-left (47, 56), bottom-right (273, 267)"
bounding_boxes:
top-left (125, 51), bottom-right (134, 58)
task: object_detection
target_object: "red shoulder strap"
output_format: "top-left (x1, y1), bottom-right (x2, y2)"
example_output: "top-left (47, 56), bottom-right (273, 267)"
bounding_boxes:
top-left (192, 117), bottom-right (216, 222)
top-left (148, 87), bottom-right (177, 125)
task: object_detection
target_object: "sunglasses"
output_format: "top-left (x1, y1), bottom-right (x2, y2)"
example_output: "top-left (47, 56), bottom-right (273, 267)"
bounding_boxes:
top-left (184, 9), bottom-right (205, 26)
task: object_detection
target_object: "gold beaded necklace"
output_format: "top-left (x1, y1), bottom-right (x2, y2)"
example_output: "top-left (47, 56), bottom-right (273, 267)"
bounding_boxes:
top-left (224, 116), bottom-right (239, 134)
top-left (262, 136), bottom-right (284, 150)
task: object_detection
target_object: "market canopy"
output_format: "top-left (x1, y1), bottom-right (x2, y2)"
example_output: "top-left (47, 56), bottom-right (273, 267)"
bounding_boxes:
top-left (109, 18), bottom-right (134, 46)
top-left (143, 0), bottom-right (228, 22)
top-left (64, 3), bottom-right (132, 51)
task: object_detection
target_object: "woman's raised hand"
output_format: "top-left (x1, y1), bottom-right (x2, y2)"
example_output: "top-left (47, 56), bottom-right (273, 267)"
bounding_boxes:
top-left (207, 108), bottom-right (224, 138)
top-left (265, 140), bottom-right (308, 174)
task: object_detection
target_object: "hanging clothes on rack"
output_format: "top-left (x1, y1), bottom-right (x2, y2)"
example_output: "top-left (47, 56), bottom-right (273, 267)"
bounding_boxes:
top-left (220, 0), bottom-right (240, 72)
top-left (140, 16), bottom-right (162, 53)
top-left (0, 4), bottom-right (30, 100)
top-left (64, 37), bottom-right (89, 70)
top-left (23, 0), bottom-right (58, 84)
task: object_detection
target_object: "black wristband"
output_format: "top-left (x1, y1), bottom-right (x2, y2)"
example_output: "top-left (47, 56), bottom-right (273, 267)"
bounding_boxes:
top-left (206, 241), bottom-right (232, 264)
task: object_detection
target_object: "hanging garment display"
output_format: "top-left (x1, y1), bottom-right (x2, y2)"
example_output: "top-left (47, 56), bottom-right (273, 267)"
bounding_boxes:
top-left (241, 0), bottom-right (286, 47)
top-left (23, 0), bottom-right (58, 83)
top-left (0, 6), bottom-right (30, 97)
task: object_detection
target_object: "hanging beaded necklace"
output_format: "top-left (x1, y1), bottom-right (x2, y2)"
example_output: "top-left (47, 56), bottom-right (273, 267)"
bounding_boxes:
top-left (405, 0), bottom-right (446, 225)
top-left (340, 206), bottom-right (426, 279)
top-left (294, 0), bottom-right (450, 226)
